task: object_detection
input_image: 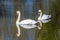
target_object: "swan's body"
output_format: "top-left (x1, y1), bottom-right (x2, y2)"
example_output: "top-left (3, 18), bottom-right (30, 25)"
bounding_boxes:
top-left (38, 14), bottom-right (51, 23)
top-left (19, 19), bottom-right (37, 25)
top-left (38, 14), bottom-right (51, 20)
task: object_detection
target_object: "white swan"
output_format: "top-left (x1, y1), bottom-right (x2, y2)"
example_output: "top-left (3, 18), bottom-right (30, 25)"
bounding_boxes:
top-left (16, 11), bottom-right (40, 37)
top-left (38, 10), bottom-right (51, 23)
top-left (37, 10), bottom-right (51, 28)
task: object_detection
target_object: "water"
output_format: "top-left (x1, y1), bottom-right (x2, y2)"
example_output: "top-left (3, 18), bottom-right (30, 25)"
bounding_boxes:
top-left (0, 0), bottom-right (60, 40)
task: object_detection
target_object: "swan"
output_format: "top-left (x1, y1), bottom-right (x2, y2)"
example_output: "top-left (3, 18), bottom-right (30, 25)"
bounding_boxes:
top-left (38, 10), bottom-right (51, 23)
top-left (16, 11), bottom-right (41, 37)
top-left (37, 10), bottom-right (51, 28)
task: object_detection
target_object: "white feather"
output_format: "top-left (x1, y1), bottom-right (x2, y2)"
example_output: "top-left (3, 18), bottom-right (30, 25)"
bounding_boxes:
top-left (41, 14), bottom-right (51, 20)
top-left (19, 19), bottom-right (37, 25)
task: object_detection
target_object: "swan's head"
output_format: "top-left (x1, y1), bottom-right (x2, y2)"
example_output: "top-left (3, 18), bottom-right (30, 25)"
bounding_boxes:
top-left (38, 10), bottom-right (42, 15)
top-left (38, 10), bottom-right (42, 12)
top-left (16, 11), bottom-right (20, 14)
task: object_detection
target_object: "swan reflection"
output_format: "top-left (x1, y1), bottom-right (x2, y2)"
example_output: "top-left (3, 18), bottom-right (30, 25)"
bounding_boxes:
top-left (20, 24), bottom-right (39, 29)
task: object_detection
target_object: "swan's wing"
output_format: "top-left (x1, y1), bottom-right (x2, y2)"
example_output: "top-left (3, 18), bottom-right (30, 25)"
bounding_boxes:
top-left (20, 24), bottom-right (37, 29)
top-left (41, 14), bottom-right (51, 20)
top-left (19, 19), bottom-right (37, 24)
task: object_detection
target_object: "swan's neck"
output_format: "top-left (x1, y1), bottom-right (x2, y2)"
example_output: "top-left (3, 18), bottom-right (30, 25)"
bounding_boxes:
top-left (38, 11), bottom-right (42, 21)
top-left (40, 12), bottom-right (42, 18)
top-left (16, 12), bottom-right (20, 23)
